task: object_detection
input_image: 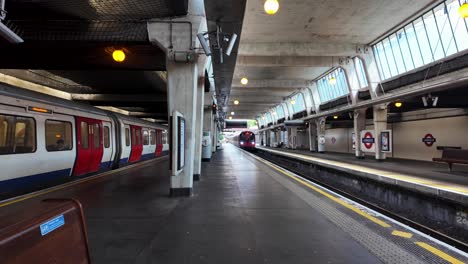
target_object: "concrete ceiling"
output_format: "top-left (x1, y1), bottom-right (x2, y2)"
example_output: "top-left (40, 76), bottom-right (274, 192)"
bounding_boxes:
top-left (231, 0), bottom-right (437, 119)
top-left (0, 0), bottom-right (189, 123)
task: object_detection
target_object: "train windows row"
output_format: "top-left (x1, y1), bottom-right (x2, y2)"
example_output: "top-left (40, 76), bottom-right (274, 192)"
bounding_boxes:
top-left (0, 113), bottom-right (168, 155)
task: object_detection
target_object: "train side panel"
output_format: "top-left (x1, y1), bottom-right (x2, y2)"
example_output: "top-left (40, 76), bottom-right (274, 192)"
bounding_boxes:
top-left (0, 106), bottom-right (76, 195)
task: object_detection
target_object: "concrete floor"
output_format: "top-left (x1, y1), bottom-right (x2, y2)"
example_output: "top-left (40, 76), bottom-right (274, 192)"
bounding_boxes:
top-left (2, 145), bottom-right (466, 263)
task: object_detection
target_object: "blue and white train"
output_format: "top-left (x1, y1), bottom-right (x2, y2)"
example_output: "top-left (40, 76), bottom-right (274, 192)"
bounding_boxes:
top-left (0, 83), bottom-right (169, 197)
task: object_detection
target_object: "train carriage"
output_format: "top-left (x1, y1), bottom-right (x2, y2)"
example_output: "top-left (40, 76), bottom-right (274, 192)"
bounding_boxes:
top-left (0, 84), bottom-right (168, 197)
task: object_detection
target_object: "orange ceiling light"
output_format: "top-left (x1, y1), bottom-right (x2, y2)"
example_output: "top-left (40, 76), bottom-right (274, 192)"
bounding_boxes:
top-left (112, 49), bottom-right (126, 62)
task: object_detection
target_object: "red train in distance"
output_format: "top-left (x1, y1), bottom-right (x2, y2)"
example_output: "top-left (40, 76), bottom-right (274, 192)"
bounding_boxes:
top-left (238, 131), bottom-right (256, 150)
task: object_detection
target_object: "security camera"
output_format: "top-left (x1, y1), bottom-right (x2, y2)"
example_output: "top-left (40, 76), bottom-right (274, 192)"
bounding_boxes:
top-left (225, 33), bottom-right (237, 56)
top-left (197, 32), bottom-right (212, 56)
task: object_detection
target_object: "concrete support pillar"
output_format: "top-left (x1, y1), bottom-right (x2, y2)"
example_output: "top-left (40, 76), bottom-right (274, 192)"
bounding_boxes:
top-left (212, 121), bottom-right (217, 153)
top-left (289, 127), bottom-right (298, 149)
top-left (353, 109), bottom-right (367, 158)
top-left (373, 105), bottom-right (388, 160)
top-left (193, 57), bottom-right (207, 181)
top-left (202, 108), bottom-right (212, 161)
top-left (308, 122), bottom-right (317, 152)
top-left (166, 59), bottom-right (198, 196)
top-left (316, 117), bottom-right (326, 153)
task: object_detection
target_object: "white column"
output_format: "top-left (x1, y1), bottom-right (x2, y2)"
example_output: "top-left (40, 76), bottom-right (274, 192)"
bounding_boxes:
top-left (289, 127), bottom-right (298, 149)
top-left (167, 59), bottom-right (198, 196)
top-left (193, 57), bottom-right (207, 181)
top-left (308, 122), bottom-right (317, 152)
top-left (202, 108), bottom-right (213, 161)
top-left (353, 109), bottom-right (366, 158)
top-left (373, 105), bottom-right (388, 160)
top-left (316, 117), bottom-right (326, 153)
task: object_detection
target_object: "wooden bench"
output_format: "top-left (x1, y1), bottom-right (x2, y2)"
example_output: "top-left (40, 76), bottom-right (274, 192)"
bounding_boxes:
top-left (433, 149), bottom-right (468, 172)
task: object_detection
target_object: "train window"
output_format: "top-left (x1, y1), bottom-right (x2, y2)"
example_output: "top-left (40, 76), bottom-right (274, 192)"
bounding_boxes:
top-left (162, 131), bottom-right (168, 144)
top-left (143, 130), bottom-right (149, 145)
top-left (125, 127), bottom-right (130, 146)
top-left (104, 126), bottom-right (110, 148)
top-left (131, 127), bottom-right (136, 145)
top-left (0, 114), bottom-right (36, 155)
top-left (0, 120), bottom-right (8, 147)
top-left (93, 123), bottom-right (100, 149)
top-left (150, 130), bottom-right (156, 145)
top-left (45, 120), bottom-right (72, 151)
top-left (135, 129), bottom-right (142, 145)
top-left (80, 122), bottom-right (89, 149)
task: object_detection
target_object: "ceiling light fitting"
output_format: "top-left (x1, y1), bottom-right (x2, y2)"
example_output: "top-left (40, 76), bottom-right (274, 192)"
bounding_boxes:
top-left (241, 77), bottom-right (248, 85)
top-left (0, 0), bottom-right (23, 43)
top-left (459, 2), bottom-right (468, 18)
top-left (197, 24), bottom-right (238, 64)
top-left (264, 0), bottom-right (279, 15)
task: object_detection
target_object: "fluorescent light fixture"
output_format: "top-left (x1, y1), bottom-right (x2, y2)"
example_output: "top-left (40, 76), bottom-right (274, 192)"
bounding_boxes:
top-left (225, 33), bottom-right (237, 56)
top-left (197, 33), bottom-right (212, 56)
top-left (0, 22), bottom-right (23, 43)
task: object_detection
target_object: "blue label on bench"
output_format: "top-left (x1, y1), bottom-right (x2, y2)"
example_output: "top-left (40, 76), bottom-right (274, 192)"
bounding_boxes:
top-left (40, 215), bottom-right (65, 236)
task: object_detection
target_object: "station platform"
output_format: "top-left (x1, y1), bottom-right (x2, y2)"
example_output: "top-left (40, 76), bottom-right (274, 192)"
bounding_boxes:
top-left (257, 146), bottom-right (468, 204)
top-left (1, 145), bottom-right (467, 263)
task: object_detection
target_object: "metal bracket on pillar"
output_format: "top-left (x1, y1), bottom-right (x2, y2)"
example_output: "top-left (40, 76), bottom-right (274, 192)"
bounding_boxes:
top-left (171, 50), bottom-right (198, 63)
top-left (356, 45), bottom-right (366, 54)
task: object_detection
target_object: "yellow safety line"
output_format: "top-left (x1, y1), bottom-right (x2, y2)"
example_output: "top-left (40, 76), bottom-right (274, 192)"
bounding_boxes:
top-left (260, 148), bottom-right (468, 195)
top-left (391, 230), bottom-right (413, 238)
top-left (0, 157), bottom-right (167, 208)
top-left (415, 242), bottom-right (465, 264)
top-left (243, 149), bottom-right (465, 263)
top-left (254, 155), bottom-right (391, 228)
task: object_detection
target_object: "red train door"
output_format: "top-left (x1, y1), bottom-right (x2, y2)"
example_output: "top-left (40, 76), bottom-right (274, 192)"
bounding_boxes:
top-left (128, 125), bottom-right (143, 162)
top-left (89, 120), bottom-right (104, 172)
top-left (155, 129), bottom-right (163, 157)
top-left (74, 117), bottom-right (104, 176)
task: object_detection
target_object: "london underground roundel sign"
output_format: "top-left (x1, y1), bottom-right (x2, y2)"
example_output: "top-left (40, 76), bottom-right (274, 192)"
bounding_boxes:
top-left (422, 134), bottom-right (436, 147)
top-left (362, 132), bottom-right (375, 149)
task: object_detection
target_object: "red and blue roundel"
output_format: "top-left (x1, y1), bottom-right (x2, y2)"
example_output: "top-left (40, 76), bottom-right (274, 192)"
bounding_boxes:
top-left (422, 134), bottom-right (436, 147)
top-left (362, 132), bottom-right (375, 149)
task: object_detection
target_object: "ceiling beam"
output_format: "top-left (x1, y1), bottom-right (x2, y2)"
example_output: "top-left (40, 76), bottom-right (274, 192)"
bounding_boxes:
top-left (231, 79), bottom-right (310, 88)
top-left (238, 42), bottom-right (360, 57)
top-left (236, 56), bottom-right (341, 67)
top-left (230, 87), bottom-right (299, 94)
top-left (71, 94), bottom-right (166, 102)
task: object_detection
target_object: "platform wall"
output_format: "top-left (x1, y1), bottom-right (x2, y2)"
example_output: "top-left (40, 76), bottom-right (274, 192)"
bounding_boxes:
top-left (320, 115), bottom-right (468, 161)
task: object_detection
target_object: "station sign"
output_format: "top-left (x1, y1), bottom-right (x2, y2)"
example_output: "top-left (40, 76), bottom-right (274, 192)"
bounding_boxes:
top-left (319, 136), bottom-right (326, 145)
top-left (422, 133), bottom-right (436, 147)
top-left (360, 130), bottom-right (375, 152)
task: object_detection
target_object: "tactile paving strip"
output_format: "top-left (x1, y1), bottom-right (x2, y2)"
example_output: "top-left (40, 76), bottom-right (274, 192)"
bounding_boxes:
top-left (254, 158), bottom-right (435, 264)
